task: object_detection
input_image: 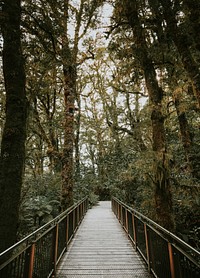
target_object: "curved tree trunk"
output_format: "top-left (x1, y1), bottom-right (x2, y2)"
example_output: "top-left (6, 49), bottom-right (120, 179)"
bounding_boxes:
top-left (0, 0), bottom-right (27, 253)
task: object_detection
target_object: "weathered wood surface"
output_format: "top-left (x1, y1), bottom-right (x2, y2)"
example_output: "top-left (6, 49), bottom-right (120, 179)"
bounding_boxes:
top-left (57, 201), bottom-right (152, 277)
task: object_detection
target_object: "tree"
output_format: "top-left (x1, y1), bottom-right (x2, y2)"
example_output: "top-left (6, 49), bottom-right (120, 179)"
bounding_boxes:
top-left (159, 0), bottom-right (200, 109)
top-left (147, 0), bottom-right (200, 181)
top-left (0, 0), bottom-right (28, 253)
top-left (111, 0), bottom-right (175, 230)
top-left (78, 43), bottom-right (148, 202)
top-left (23, 0), bottom-right (105, 209)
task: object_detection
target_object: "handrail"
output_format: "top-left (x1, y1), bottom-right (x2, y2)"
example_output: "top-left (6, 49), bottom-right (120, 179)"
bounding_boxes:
top-left (0, 197), bottom-right (88, 278)
top-left (112, 197), bottom-right (200, 278)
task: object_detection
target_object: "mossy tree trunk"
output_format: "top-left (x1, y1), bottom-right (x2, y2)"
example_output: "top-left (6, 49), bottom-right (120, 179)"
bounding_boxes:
top-left (0, 0), bottom-right (27, 253)
top-left (61, 63), bottom-right (77, 208)
top-left (60, 0), bottom-right (102, 209)
top-left (121, 0), bottom-right (175, 230)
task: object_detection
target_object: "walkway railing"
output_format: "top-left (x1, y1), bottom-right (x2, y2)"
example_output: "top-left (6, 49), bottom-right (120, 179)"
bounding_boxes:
top-left (0, 197), bottom-right (88, 278)
top-left (112, 197), bottom-right (200, 278)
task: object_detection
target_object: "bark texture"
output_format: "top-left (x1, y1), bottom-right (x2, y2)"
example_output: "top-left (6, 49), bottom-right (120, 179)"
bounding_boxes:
top-left (61, 64), bottom-right (76, 209)
top-left (0, 0), bottom-right (27, 253)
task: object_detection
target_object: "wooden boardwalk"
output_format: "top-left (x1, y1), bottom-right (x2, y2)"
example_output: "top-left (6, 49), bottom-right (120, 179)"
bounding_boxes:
top-left (57, 201), bottom-right (152, 278)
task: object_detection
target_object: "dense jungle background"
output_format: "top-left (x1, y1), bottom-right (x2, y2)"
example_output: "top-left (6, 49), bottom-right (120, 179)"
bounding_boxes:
top-left (0, 0), bottom-right (199, 253)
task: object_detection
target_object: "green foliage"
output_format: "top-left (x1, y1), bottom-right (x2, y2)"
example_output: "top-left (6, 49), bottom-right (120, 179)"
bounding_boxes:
top-left (74, 165), bottom-right (99, 206)
top-left (18, 174), bottom-right (61, 239)
top-left (88, 192), bottom-right (99, 207)
top-left (173, 185), bottom-right (200, 250)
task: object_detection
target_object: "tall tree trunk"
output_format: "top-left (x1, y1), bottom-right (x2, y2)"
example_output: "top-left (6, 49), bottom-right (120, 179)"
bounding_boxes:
top-left (149, 0), bottom-right (200, 180)
top-left (122, 0), bottom-right (175, 230)
top-left (60, 0), bottom-right (77, 209)
top-left (0, 0), bottom-right (27, 253)
top-left (75, 93), bottom-right (81, 182)
top-left (61, 64), bottom-right (76, 209)
top-left (159, 0), bottom-right (200, 109)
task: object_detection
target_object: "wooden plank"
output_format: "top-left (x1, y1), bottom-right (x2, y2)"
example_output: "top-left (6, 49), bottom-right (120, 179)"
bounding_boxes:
top-left (56, 201), bottom-right (152, 278)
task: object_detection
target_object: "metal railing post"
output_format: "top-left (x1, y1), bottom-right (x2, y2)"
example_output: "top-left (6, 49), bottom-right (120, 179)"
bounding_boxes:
top-left (125, 209), bottom-right (128, 232)
top-left (78, 204), bottom-right (80, 225)
top-left (82, 201), bottom-right (85, 217)
top-left (132, 213), bottom-right (137, 250)
top-left (73, 209), bottom-right (75, 233)
top-left (24, 243), bottom-right (35, 278)
top-left (53, 224), bottom-right (59, 277)
top-left (120, 205), bottom-right (123, 224)
top-left (144, 224), bottom-right (151, 273)
top-left (66, 215), bottom-right (69, 245)
top-left (117, 202), bottom-right (120, 220)
top-left (168, 243), bottom-right (175, 278)
top-left (80, 202), bottom-right (83, 220)
top-left (117, 202), bottom-right (118, 219)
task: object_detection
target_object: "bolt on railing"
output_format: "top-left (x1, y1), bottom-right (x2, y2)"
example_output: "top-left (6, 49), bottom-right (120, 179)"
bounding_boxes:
top-left (0, 197), bottom-right (88, 278)
top-left (112, 197), bottom-right (200, 278)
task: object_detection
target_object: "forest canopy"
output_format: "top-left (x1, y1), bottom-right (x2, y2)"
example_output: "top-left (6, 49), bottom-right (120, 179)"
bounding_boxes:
top-left (0, 0), bottom-right (199, 252)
